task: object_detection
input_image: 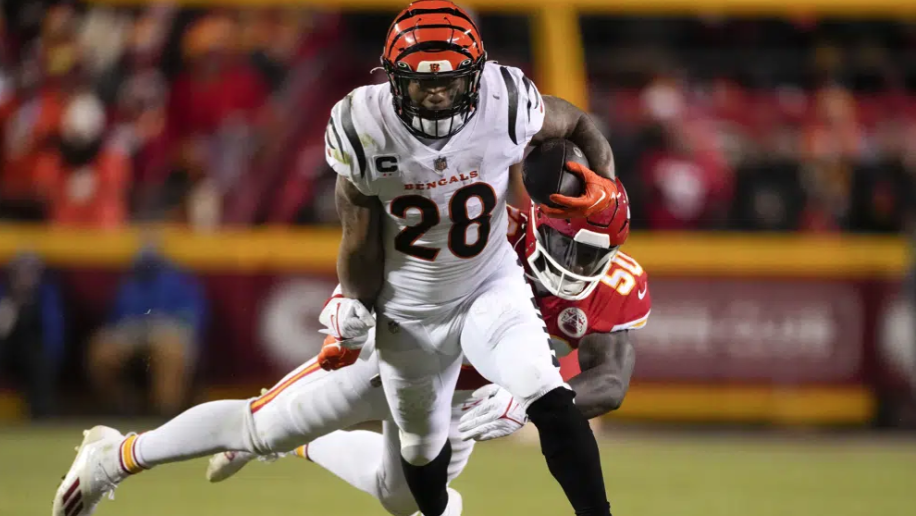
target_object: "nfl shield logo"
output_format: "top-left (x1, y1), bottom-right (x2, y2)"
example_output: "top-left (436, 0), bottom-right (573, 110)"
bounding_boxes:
top-left (434, 156), bottom-right (448, 172)
top-left (430, 63), bottom-right (441, 73)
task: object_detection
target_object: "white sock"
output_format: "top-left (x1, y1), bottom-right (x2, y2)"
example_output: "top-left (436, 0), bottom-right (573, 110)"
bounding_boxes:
top-left (305, 430), bottom-right (385, 497)
top-left (131, 400), bottom-right (254, 469)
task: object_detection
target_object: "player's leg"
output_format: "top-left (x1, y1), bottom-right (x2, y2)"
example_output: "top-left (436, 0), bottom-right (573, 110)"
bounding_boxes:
top-left (374, 310), bottom-right (464, 516)
top-left (305, 421), bottom-right (418, 515)
top-left (460, 265), bottom-right (611, 516)
top-left (305, 400), bottom-right (475, 516)
top-left (446, 392), bottom-right (476, 483)
top-left (53, 355), bottom-right (386, 516)
top-left (209, 395), bottom-right (476, 515)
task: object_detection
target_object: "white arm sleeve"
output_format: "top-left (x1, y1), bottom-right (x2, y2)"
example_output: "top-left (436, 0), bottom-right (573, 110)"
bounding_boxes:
top-left (496, 66), bottom-right (546, 163)
top-left (517, 72), bottom-right (545, 145)
top-left (325, 94), bottom-right (373, 196)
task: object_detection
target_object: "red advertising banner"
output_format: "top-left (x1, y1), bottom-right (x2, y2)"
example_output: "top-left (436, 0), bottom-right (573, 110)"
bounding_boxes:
top-left (50, 267), bottom-right (913, 424)
top-left (630, 279), bottom-right (865, 384)
top-left (59, 270), bottom-right (898, 385)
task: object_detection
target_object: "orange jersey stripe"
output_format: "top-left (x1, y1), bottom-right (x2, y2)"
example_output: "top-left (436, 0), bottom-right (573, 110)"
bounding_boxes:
top-left (250, 362), bottom-right (322, 413)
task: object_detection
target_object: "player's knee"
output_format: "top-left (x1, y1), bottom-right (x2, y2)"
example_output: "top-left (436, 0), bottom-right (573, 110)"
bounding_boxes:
top-left (399, 431), bottom-right (448, 466)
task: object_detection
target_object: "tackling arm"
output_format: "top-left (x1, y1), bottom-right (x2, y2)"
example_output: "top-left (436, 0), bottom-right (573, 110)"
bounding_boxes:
top-left (532, 95), bottom-right (615, 180)
top-left (457, 330), bottom-right (636, 441)
top-left (568, 330), bottom-right (636, 419)
top-left (335, 175), bottom-right (384, 308)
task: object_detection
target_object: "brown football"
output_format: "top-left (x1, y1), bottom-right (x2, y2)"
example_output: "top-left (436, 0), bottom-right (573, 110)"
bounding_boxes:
top-left (522, 139), bottom-right (587, 208)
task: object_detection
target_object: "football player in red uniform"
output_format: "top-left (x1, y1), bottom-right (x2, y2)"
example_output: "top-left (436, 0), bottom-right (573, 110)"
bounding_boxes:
top-left (204, 184), bottom-right (648, 515)
top-left (455, 178), bottom-right (645, 438)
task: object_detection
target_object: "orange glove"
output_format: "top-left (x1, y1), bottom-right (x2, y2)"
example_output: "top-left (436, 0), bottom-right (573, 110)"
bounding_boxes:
top-left (539, 161), bottom-right (617, 218)
top-left (317, 334), bottom-right (361, 371)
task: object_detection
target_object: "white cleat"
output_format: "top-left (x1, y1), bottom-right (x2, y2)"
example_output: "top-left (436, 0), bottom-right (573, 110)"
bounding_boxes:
top-left (206, 451), bottom-right (257, 483)
top-left (412, 487), bottom-right (463, 516)
top-left (52, 426), bottom-right (127, 516)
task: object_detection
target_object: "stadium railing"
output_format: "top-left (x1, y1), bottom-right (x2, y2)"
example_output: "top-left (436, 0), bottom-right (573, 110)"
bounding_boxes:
top-left (0, 224), bottom-right (907, 277)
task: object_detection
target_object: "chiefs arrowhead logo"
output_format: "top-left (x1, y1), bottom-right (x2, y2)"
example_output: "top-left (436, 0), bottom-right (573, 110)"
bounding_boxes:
top-left (558, 307), bottom-right (588, 339)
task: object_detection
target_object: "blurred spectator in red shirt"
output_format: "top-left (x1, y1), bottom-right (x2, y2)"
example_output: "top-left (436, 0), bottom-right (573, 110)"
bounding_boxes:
top-left (240, 9), bottom-right (308, 93)
top-left (803, 84), bottom-right (863, 162)
top-left (638, 79), bottom-right (733, 230)
top-left (34, 92), bottom-right (130, 228)
top-left (168, 14), bottom-right (268, 168)
top-left (640, 128), bottom-right (733, 230)
top-left (0, 10), bottom-right (87, 220)
top-left (166, 14), bottom-right (270, 228)
top-left (0, 64), bottom-right (66, 217)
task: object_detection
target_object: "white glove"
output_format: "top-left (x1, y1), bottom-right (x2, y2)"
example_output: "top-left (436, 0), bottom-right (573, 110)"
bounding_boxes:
top-left (318, 296), bottom-right (375, 349)
top-left (458, 384), bottom-right (528, 442)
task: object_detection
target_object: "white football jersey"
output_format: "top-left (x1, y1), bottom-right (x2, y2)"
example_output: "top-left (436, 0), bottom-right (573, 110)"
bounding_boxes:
top-left (326, 63), bottom-right (545, 307)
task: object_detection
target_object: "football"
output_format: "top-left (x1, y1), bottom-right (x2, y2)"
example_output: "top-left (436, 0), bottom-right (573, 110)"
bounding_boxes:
top-left (522, 138), bottom-right (587, 208)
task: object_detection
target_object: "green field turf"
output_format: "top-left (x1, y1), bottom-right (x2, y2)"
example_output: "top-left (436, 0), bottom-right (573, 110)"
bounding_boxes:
top-left (2, 424), bottom-right (914, 516)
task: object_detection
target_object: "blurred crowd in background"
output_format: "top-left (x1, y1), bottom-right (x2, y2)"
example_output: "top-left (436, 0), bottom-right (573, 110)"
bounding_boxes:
top-left (1, 2), bottom-right (914, 232)
top-left (0, 1), bottom-right (345, 229)
top-left (1, 1), bottom-right (916, 421)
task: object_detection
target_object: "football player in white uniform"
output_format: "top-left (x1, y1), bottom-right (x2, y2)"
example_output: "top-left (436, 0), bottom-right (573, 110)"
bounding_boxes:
top-left (51, 2), bottom-right (621, 515)
top-left (325, 3), bottom-right (620, 515)
top-left (204, 191), bottom-right (647, 516)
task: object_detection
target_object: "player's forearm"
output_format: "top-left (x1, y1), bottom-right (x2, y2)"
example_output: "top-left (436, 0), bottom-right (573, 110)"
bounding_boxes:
top-left (567, 368), bottom-right (630, 420)
top-left (337, 243), bottom-right (382, 307)
top-left (570, 331), bottom-right (636, 419)
top-left (567, 115), bottom-right (614, 180)
top-left (335, 177), bottom-right (384, 307)
top-left (536, 96), bottom-right (615, 179)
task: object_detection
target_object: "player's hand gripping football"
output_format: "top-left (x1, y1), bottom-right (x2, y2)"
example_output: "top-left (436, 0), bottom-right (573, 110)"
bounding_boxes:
top-left (540, 162), bottom-right (618, 219)
top-left (458, 384), bottom-right (528, 442)
top-left (317, 296), bottom-right (374, 370)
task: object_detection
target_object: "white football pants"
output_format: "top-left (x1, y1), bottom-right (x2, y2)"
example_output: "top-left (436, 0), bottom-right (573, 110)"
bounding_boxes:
top-left (246, 351), bottom-right (475, 515)
top-left (376, 252), bottom-right (566, 465)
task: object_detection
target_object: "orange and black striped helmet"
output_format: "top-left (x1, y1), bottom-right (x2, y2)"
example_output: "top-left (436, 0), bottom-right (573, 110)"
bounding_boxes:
top-left (381, 1), bottom-right (487, 139)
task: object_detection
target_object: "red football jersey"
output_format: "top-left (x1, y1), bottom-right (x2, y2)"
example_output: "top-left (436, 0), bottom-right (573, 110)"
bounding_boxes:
top-left (457, 206), bottom-right (651, 388)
